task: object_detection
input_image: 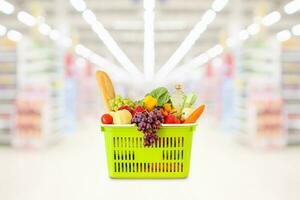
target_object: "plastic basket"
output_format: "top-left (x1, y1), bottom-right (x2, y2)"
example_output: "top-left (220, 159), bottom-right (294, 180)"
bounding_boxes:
top-left (100, 124), bottom-right (197, 179)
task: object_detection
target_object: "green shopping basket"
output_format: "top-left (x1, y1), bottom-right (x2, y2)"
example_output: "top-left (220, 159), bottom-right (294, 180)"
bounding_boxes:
top-left (100, 124), bottom-right (197, 179)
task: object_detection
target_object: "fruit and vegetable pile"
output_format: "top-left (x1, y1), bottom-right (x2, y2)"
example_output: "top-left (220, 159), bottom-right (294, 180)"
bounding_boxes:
top-left (101, 86), bottom-right (205, 146)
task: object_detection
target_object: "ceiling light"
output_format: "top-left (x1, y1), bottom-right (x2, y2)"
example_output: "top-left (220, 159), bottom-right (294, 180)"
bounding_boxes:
top-left (92, 23), bottom-right (141, 77)
top-left (17, 11), bottom-right (36, 27)
top-left (0, 24), bottom-right (7, 36)
top-left (170, 53), bottom-right (209, 81)
top-left (143, 0), bottom-right (155, 81)
top-left (7, 30), bottom-right (22, 42)
top-left (69, 0), bottom-right (141, 77)
top-left (276, 30), bottom-right (291, 42)
top-left (90, 53), bottom-right (129, 81)
top-left (262, 11), bottom-right (281, 26)
top-left (202, 9), bottom-right (216, 25)
top-left (207, 44), bottom-right (223, 58)
top-left (82, 9), bottom-right (97, 25)
top-left (238, 29), bottom-right (249, 40)
top-left (247, 23), bottom-right (260, 35)
top-left (292, 24), bottom-right (300, 36)
top-left (0, 0), bottom-right (14, 15)
top-left (75, 44), bottom-right (92, 58)
top-left (212, 0), bottom-right (228, 12)
top-left (70, 0), bottom-right (86, 12)
top-left (187, 53), bottom-right (209, 69)
top-left (154, 21), bottom-right (207, 81)
top-left (38, 23), bottom-right (51, 35)
top-left (49, 29), bottom-right (59, 40)
top-left (143, 0), bottom-right (155, 10)
top-left (284, 0), bottom-right (300, 15)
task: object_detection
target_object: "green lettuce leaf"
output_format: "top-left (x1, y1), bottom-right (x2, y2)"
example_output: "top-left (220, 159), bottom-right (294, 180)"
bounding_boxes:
top-left (147, 87), bottom-right (171, 107)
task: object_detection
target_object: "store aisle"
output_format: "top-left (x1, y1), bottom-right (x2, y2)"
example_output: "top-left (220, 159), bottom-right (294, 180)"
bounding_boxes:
top-left (0, 119), bottom-right (299, 200)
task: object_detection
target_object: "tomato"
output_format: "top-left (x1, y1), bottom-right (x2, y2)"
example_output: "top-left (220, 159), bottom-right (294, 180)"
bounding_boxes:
top-left (164, 114), bottom-right (181, 124)
top-left (101, 114), bottom-right (113, 124)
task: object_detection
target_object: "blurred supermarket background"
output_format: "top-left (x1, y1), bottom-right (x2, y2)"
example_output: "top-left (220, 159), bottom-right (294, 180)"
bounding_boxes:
top-left (1, 0), bottom-right (300, 199)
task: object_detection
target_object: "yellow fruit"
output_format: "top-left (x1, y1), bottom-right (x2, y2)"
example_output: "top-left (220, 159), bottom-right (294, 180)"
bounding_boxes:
top-left (113, 110), bottom-right (132, 124)
top-left (163, 103), bottom-right (172, 112)
top-left (144, 96), bottom-right (157, 111)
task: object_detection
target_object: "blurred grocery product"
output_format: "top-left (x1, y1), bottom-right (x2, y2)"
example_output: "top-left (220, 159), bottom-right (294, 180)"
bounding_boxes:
top-left (281, 38), bottom-right (300, 145)
top-left (13, 38), bottom-right (65, 148)
top-left (0, 39), bottom-right (17, 144)
top-left (234, 34), bottom-right (284, 148)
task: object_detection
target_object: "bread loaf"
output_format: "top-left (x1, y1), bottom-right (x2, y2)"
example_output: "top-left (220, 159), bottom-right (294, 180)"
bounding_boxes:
top-left (95, 70), bottom-right (115, 111)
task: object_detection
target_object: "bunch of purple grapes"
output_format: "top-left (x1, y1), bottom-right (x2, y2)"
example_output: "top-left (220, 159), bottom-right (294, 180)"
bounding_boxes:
top-left (132, 110), bottom-right (164, 146)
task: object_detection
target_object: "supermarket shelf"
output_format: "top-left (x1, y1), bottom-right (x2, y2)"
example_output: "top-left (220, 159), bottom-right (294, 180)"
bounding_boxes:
top-left (282, 39), bottom-right (300, 145)
top-left (14, 38), bottom-right (65, 148)
top-left (0, 133), bottom-right (11, 145)
top-left (0, 43), bottom-right (17, 145)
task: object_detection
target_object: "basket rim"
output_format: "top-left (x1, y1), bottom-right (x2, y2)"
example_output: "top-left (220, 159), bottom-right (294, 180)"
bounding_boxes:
top-left (100, 123), bottom-right (197, 127)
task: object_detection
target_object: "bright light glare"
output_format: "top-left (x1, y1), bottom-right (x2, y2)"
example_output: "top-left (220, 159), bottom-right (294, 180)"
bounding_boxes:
top-left (212, 0), bottom-right (228, 12)
top-left (284, 0), bottom-right (300, 15)
top-left (239, 30), bottom-right (249, 40)
top-left (38, 23), bottom-right (51, 35)
top-left (207, 44), bottom-right (223, 58)
top-left (17, 11), bottom-right (36, 27)
top-left (90, 53), bottom-right (129, 81)
top-left (93, 23), bottom-right (141, 77)
top-left (7, 30), bottom-right (22, 42)
top-left (262, 11), bottom-right (281, 26)
top-left (70, 0), bottom-right (86, 12)
top-left (49, 30), bottom-right (59, 40)
top-left (0, 0), bottom-right (14, 15)
top-left (247, 23), bottom-right (260, 35)
top-left (202, 9), bottom-right (216, 25)
top-left (0, 24), bottom-right (7, 36)
top-left (82, 9), bottom-right (97, 25)
top-left (171, 53), bottom-right (209, 79)
top-left (143, 0), bottom-right (155, 10)
top-left (276, 30), bottom-right (291, 42)
top-left (75, 44), bottom-right (92, 58)
top-left (292, 24), bottom-right (300, 36)
top-left (71, 0), bottom-right (141, 77)
top-left (193, 53), bottom-right (209, 66)
top-left (143, 0), bottom-right (155, 81)
top-left (155, 21), bottom-right (207, 81)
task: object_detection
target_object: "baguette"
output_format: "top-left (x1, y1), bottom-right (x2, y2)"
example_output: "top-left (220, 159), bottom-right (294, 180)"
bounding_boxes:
top-left (95, 70), bottom-right (115, 111)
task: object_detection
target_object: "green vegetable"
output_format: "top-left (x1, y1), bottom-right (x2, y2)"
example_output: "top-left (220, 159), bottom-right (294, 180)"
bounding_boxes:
top-left (182, 108), bottom-right (195, 120)
top-left (183, 93), bottom-right (197, 108)
top-left (135, 99), bottom-right (144, 106)
top-left (146, 87), bottom-right (170, 107)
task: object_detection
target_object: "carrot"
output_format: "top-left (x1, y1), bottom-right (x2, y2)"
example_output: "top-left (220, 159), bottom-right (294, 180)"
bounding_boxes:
top-left (183, 104), bottom-right (205, 124)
